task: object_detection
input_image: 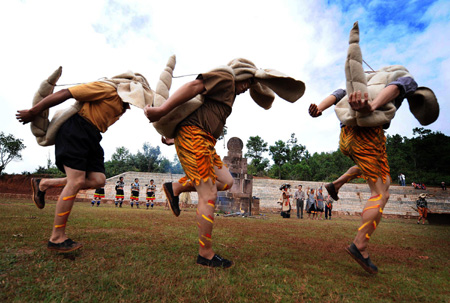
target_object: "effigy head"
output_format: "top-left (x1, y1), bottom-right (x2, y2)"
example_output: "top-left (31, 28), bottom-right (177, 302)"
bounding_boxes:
top-left (227, 58), bottom-right (305, 109)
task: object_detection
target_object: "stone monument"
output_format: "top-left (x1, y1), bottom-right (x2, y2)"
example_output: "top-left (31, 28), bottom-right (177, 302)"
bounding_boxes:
top-left (217, 137), bottom-right (260, 215)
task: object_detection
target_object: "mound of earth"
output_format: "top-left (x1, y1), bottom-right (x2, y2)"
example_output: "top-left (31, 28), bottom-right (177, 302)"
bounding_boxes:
top-left (0, 174), bottom-right (63, 196)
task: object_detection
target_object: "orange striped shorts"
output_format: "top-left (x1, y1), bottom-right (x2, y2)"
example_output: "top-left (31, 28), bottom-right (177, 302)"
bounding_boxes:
top-left (339, 125), bottom-right (390, 184)
top-left (175, 126), bottom-right (223, 186)
top-left (418, 207), bottom-right (428, 218)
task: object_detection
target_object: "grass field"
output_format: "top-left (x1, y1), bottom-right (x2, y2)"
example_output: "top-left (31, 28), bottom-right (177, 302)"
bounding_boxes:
top-left (1, 199), bottom-right (449, 303)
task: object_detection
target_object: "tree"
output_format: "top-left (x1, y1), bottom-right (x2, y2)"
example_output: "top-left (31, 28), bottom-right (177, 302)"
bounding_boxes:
top-left (245, 136), bottom-right (269, 176)
top-left (0, 132), bottom-right (25, 174)
top-left (142, 143), bottom-right (163, 172)
top-left (269, 140), bottom-right (289, 179)
top-left (286, 133), bottom-right (306, 165)
top-left (267, 134), bottom-right (307, 179)
top-left (105, 146), bottom-right (135, 177)
top-left (170, 155), bottom-right (184, 174)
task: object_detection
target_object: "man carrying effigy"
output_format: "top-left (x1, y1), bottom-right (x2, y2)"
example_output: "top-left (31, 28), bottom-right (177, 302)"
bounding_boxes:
top-left (16, 68), bottom-right (153, 252)
top-left (312, 22), bottom-right (439, 274)
top-left (145, 56), bottom-right (305, 268)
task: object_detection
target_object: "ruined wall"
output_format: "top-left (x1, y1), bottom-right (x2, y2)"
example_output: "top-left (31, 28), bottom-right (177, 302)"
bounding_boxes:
top-left (75, 172), bottom-right (450, 216)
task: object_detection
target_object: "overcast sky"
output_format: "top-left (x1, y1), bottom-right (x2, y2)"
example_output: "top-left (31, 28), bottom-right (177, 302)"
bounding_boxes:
top-left (1, 0), bottom-right (449, 174)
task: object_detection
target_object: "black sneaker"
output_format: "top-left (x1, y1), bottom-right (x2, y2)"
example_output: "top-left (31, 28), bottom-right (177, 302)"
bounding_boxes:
top-left (196, 254), bottom-right (233, 269)
top-left (325, 183), bottom-right (339, 201)
top-left (163, 182), bottom-right (180, 217)
top-left (31, 178), bottom-right (46, 209)
top-left (47, 238), bottom-right (83, 253)
top-left (345, 243), bottom-right (378, 274)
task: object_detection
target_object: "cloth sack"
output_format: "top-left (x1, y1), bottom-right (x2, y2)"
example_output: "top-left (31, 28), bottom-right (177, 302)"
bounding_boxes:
top-left (335, 21), bottom-right (439, 127)
top-left (152, 55), bottom-right (306, 138)
top-left (30, 67), bottom-right (153, 146)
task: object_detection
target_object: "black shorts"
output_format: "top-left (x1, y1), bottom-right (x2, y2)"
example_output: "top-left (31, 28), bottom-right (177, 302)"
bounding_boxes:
top-left (307, 204), bottom-right (316, 213)
top-left (55, 114), bottom-right (104, 174)
top-left (95, 188), bottom-right (105, 195)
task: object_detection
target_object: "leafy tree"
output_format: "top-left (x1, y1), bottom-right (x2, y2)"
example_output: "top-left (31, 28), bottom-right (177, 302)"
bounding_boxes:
top-left (386, 134), bottom-right (412, 184)
top-left (33, 165), bottom-right (65, 177)
top-left (105, 146), bottom-right (135, 177)
top-left (0, 132), bottom-right (25, 174)
top-left (268, 134), bottom-right (307, 179)
top-left (269, 140), bottom-right (290, 179)
top-left (409, 128), bottom-right (450, 184)
top-left (286, 133), bottom-right (306, 165)
top-left (170, 155), bottom-right (184, 174)
top-left (142, 143), bottom-right (163, 172)
top-left (245, 136), bottom-right (269, 176)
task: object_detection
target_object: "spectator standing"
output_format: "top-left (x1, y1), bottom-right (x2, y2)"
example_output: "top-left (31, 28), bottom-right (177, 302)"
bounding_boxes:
top-left (115, 177), bottom-right (125, 208)
top-left (130, 178), bottom-right (140, 208)
top-left (306, 188), bottom-right (317, 219)
top-left (294, 185), bottom-right (306, 219)
top-left (91, 187), bottom-right (104, 207)
top-left (145, 179), bottom-right (156, 209)
top-left (316, 187), bottom-right (325, 220)
top-left (279, 184), bottom-right (291, 218)
top-left (416, 193), bottom-right (429, 224)
top-left (325, 195), bottom-right (334, 220)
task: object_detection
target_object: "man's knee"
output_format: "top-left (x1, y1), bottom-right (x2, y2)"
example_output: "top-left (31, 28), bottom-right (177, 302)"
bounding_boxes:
top-left (67, 176), bottom-right (86, 191)
top-left (382, 191), bottom-right (390, 207)
top-left (89, 174), bottom-right (106, 189)
top-left (221, 175), bottom-right (234, 191)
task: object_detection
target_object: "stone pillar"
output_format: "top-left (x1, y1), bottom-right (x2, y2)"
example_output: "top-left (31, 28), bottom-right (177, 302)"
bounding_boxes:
top-left (217, 137), bottom-right (259, 215)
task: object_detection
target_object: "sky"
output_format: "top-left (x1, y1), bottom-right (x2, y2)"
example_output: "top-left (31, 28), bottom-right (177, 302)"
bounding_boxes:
top-left (1, 0), bottom-right (449, 174)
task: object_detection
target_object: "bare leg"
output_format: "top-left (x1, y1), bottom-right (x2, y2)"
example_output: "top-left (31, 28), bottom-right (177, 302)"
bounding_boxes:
top-left (50, 167), bottom-right (105, 243)
top-left (172, 165), bottom-right (234, 196)
top-left (353, 175), bottom-right (390, 258)
top-left (333, 165), bottom-right (361, 192)
top-left (40, 173), bottom-right (105, 192)
top-left (191, 165), bottom-right (233, 260)
top-left (39, 177), bottom-right (67, 191)
top-left (195, 179), bottom-right (218, 260)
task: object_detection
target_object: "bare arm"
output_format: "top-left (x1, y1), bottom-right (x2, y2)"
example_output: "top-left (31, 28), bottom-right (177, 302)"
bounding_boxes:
top-left (144, 79), bottom-right (205, 122)
top-left (16, 89), bottom-right (73, 124)
top-left (349, 85), bottom-right (400, 115)
top-left (309, 94), bottom-right (338, 118)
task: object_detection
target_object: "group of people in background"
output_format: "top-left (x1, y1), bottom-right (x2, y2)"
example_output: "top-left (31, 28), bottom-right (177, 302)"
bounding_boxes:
top-left (279, 184), bottom-right (334, 220)
top-left (91, 177), bottom-right (158, 210)
top-left (412, 182), bottom-right (427, 190)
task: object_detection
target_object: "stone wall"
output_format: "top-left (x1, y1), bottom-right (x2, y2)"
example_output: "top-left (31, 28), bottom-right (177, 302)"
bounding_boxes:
top-left (78, 172), bottom-right (450, 216)
top-left (252, 178), bottom-right (450, 216)
top-left (77, 172), bottom-right (198, 204)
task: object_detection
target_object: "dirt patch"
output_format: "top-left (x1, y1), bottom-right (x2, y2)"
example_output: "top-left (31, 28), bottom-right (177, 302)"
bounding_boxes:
top-left (0, 174), bottom-right (62, 198)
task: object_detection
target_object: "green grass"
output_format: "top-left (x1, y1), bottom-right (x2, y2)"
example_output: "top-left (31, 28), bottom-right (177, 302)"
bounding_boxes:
top-left (1, 199), bottom-right (449, 302)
